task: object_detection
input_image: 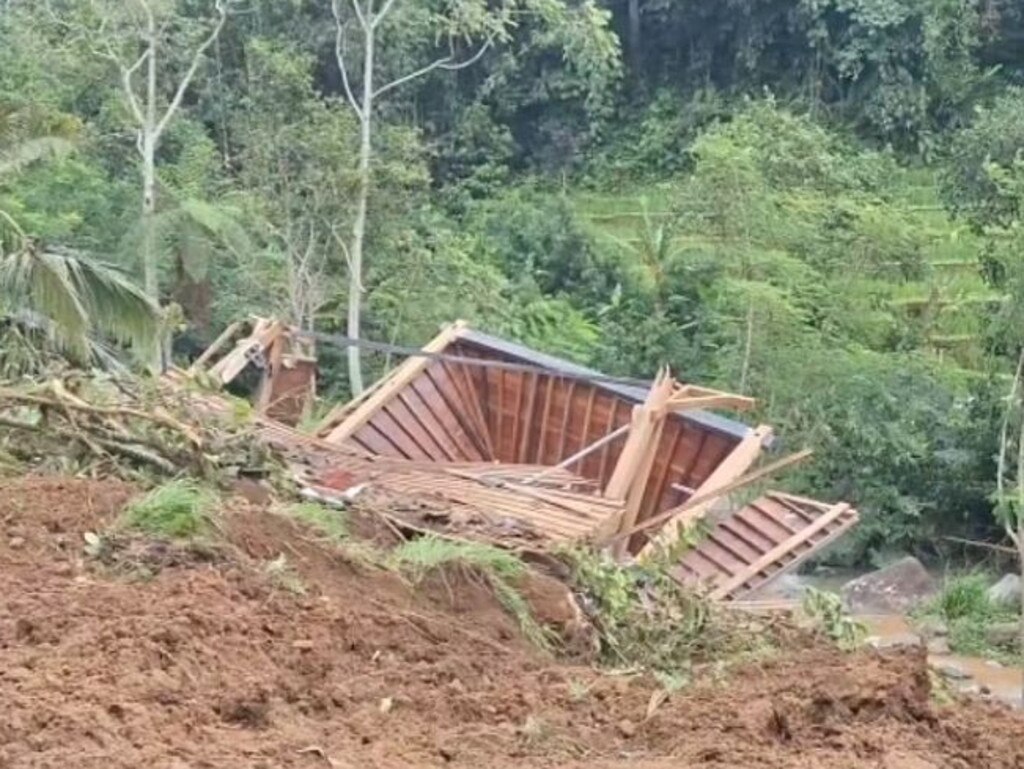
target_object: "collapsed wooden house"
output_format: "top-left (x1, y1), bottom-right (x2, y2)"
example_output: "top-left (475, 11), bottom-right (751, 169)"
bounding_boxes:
top-left (184, 318), bottom-right (859, 600)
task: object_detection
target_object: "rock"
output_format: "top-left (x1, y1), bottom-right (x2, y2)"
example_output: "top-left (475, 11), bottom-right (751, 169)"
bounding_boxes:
top-left (984, 622), bottom-right (1020, 650)
top-left (987, 574), bottom-right (1022, 609)
top-left (8, 536), bottom-right (25, 549)
top-left (841, 557), bottom-right (937, 614)
top-left (926, 637), bottom-right (951, 655)
top-left (935, 663), bottom-right (972, 681)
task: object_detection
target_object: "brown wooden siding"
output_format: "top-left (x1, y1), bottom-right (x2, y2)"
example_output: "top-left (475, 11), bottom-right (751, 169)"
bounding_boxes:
top-left (344, 337), bottom-right (746, 529)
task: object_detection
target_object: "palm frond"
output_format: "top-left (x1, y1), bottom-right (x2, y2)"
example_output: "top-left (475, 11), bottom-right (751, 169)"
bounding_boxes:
top-left (0, 240), bottom-right (159, 363)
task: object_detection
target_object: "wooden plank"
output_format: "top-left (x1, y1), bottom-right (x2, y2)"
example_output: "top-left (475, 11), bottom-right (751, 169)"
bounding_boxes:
top-left (578, 387), bottom-right (597, 462)
top-left (325, 321), bottom-right (467, 445)
top-left (453, 359), bottom-right (495, 458)
top-left (396, 390), bottom-right (457, 461)
top-left (189, 320), bottom-right (241, 373)
top-left (517, 372), bottom-right (540, 463)
top-left (742, 511), bottom-right (859, 596)
top-left (646, 421), bottom-right (684, 517)
top-left (709, 504), bottom-right (851, 600)
top-left (523, 423), bottom-right (631, 485)
top-left (256, 330), bottom-right (285, 413)
top-left (639, 425), bottom-right (773, 558)
top-left (407, 377), bottom-right (470, 461)
top-left (597, 399), bottom-right (623, 485)
top-left (534, 375), bottom-right (556, 465)
top-left (381, 401), bottom-right (438, 460)
top-left (423, 366), bottom-right (488, 460)
top-left (370, 408), bottom-right (427, 459)
top-left (554, 379), bottom-right (577, 463)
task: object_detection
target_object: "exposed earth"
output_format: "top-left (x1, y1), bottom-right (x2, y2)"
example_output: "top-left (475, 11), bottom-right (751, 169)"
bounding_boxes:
top-left (2, 477), bottom-right (1024, 769)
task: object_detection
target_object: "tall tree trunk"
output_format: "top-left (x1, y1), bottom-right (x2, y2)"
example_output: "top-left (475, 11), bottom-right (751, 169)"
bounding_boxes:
top-left (141, 138), bottom-right (158, 299)
top-left (347, 24), bottom-right (374, 397)
top-left (142, 16), bottom-right (159, 301)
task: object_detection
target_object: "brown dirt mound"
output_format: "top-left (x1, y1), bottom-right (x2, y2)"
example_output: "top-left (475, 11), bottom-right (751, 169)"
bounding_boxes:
top-left (2, 476), bottom-right (1023, 769)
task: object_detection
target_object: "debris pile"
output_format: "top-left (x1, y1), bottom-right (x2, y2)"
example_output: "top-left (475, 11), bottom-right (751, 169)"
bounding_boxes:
top-left (0, 375), bottom-right (277, 482)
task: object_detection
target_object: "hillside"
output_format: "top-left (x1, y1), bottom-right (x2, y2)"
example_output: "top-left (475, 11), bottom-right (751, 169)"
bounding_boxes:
top-left (3, 476), bottom-right (1024, 768)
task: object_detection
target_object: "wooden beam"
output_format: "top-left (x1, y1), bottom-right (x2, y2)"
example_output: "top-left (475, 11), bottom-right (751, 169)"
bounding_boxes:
top-left (189, 320), bottom-right (242, 374)
top-left (668, 395), bottom-right (758, 412)
top-left (611, 412), bottom-right (666, 558)
top-left (600, 446), bottom-right (810, 549)
top-left (638, 424), bottom-right (773, 558)
top-left (522, 423), bottom-right (630, 485)
top-left (324, 321), bottom-right (468, 445)
top-left (604, 370), bottom-right (674, 501)
top-left (209, 318), bottom-right (282, 384)
top-left (256, 330), bottom-right (285, 413)
top-left (708, 503), bottom-right (850, 600)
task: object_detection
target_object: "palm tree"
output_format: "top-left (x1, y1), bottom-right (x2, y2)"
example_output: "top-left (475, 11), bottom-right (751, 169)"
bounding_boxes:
top-left (0, 104), bottom-right (160, 368)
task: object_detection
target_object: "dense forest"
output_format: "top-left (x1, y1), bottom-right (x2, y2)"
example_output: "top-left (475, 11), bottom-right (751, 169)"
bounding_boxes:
top-left (3, 0), bottom-right (1024, 564)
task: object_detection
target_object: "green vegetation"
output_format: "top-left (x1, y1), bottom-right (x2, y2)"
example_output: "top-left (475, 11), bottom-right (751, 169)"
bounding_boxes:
top-left (568, 549), bottom-right (772, 675)
top-left (285, 502), bottom-right (349, 545)
top-left (390, 535), bottom-right (553, 650)
top-left (119, 480), bottom-right (217, 539)
top-left (917, 574), bottom-right (1021, 664)
top-left (799, 589), bottom-right (867, 651)
top-left (4, 0), bottom-right (1024, 565)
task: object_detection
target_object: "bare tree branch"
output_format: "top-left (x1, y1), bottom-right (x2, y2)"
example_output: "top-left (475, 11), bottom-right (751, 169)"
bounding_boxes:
top-left (331, 0), bottom-right (364, 120)
top-left (152, 0), bottom-right (229, 140)
top-left (120, 49), bottom-right (150, 126)
top-left (348, 0), bottom-right (369, 31)
top-left (373, 0), bottom-right (400, 28)
top-left (373, 37), bottom-right (493, 99)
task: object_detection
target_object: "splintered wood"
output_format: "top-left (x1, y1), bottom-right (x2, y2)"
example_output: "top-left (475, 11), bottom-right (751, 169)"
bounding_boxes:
top-left (178, 318), bottom-right (861, 599)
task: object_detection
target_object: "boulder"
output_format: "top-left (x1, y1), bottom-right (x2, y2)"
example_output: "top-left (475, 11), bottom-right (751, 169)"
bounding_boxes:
top-left (841, 556), bottom-right (937, 614)
top-left (987, 574), bottom-right (1021, 609)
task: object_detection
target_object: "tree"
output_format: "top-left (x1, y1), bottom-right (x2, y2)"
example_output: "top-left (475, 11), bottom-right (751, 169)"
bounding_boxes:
top-left (0, 102), bottom-right (158, 366)
top-left (994, 348), bottom-right (1024, 704)
top-left (329, 0), bottom-right (507, 394)
top-left (56, 0), bottom-right (232, 301)
top-left (329, 0), bottom-right (618, 394)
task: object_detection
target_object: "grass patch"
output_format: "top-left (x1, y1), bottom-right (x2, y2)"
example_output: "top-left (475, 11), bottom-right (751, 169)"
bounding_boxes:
top-left (285, 502), bottom-right (349, 543)
top-left (389, 535), bottom-right (524, 582)
top-left (389, 535), bottom-right (553, 650)
top-left (120, 480), bottom-right (217, 539)
top-left (915, 573), bottom-right (1022, 664)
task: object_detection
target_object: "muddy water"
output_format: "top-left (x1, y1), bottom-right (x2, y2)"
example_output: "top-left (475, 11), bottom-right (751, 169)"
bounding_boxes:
top-left (860, 614), bottom-right (1023, 706)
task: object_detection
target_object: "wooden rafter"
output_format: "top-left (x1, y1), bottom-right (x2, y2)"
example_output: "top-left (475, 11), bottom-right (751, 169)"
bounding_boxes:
top-left (323, 320), bottom-right (468, 445)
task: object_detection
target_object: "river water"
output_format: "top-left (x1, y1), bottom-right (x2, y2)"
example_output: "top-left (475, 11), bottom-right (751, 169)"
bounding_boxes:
top-left (860, 614), bottom-right (1023, 706)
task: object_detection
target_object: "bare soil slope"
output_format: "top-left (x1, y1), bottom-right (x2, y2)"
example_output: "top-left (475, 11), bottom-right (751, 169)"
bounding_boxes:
top-left (1, 477), bottom-right (1022, 769)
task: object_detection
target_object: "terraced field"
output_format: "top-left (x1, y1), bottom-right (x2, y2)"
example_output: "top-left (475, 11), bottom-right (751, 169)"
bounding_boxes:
top-left (573, 177), bottom-right (998, 373)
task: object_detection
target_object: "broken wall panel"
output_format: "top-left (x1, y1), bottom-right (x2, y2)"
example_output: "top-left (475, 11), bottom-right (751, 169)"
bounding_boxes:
top-left (672, 492), bottom-right (860, 600)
